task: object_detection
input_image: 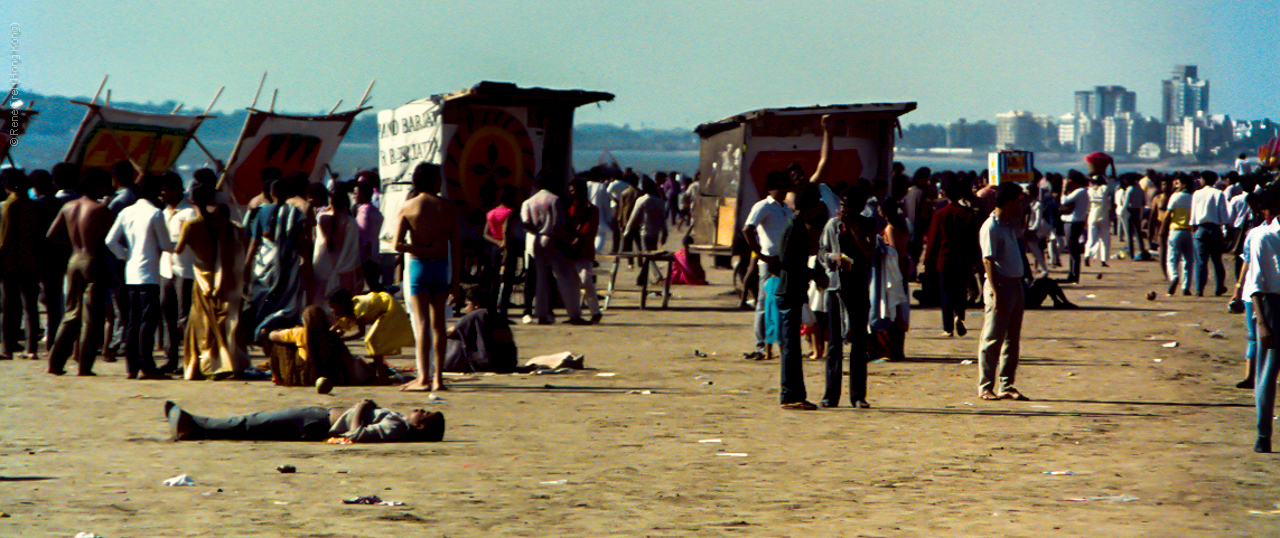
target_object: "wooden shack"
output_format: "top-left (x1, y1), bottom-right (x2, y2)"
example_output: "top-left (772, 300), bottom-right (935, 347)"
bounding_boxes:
top-left (691, 102), bottom-right (916, 249)
top-left (377, 81), bottom-right (614, 247)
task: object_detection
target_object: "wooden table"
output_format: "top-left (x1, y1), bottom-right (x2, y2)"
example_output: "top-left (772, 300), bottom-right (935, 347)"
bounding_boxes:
top-left (602, 251), bottom-right (677, 310)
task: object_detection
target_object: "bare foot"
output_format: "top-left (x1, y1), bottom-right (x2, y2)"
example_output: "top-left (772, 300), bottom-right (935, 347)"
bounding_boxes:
top-left (399, 379), bottom-right (433, 392)
top-left (431, 380), bottom-right (449, 391)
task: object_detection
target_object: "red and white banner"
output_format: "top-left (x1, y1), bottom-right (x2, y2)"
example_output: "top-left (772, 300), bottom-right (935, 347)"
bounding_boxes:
top-left (221, 109), bottom-right (363, 205)
top-left (63, 104), bottom-right (205, 175)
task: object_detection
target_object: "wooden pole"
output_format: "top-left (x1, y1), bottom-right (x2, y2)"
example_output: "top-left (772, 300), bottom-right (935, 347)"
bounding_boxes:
top-left (269, 89), bottom-right (278, 113)
top-left (204, 86), bottom-right (225, 115)
top-left (105, 89), bottom-right (112, 106)
top-left (357, 79), bottom-right (375, 108)
top-left (90, 75), bottom-right (108, 106)
top-left (250, 72), bottom-right (267, 109)
top-left (171, 104), bottom-right (184, 114)
top-left (189, 135), bottom-right (224, 174)
top-left (328, 100), bottom-right (343, 114)
top-left (1, 86), bottom-right (15, 107)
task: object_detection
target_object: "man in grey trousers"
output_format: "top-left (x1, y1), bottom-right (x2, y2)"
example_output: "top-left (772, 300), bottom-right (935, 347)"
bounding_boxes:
top-left (977, 183), bottom-right (1030, 401)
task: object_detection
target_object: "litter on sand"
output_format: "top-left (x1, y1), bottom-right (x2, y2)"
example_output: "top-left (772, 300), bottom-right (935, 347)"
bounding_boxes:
top-left (716, 453), bottom-right (749, 457)
top-left (1044, 470), bottom-right (1075, 476)
top-left (698, 439), bottom-right (723, 444)
top-left (1154, 359), bottom-right (1163, 363)
top-left (162, 474), bottom-right (195, 487)
top-left (1157, 312), bottom-right (1179, 317)
top-left (1084, 294), bottom-right (1098, 299)
top-left (1162, 342), bottom-right (1178, 348)
top-left (596, 373), bottom-right (617, 377)
top-left (539, 479), bottom-right (569, 485)
top-left (1065, 494), bottom-right (1138, 502)
top-left (74, 533), bottom-right (104, 538)
top-left (627, 390), bottom-right (655, 395)
top-left (342, 495), bottom-right (405, 506)
top-left (960, 360), bottom-right (975, 365)
top-left (1209, 331), bottom-right (1226, 339)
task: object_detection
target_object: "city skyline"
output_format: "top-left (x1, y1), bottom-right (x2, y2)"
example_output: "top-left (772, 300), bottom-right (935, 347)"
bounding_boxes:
top-left (9, 1), bottom-right (1278, 129)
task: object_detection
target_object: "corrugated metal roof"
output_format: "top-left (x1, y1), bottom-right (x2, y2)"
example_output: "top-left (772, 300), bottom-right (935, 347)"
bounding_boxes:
top-left (695, 102), bottom-right (917, 137)
top-left (438, 81), bottom-right (614, 108)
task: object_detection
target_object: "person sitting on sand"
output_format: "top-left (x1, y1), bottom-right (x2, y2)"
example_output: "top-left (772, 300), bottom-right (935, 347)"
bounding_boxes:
top-left (164, 399), bottom-right (443, 443)
top-left (443, 286), bottom-right (518, 373)
top-left (266, 306), bottom-right (377, 386)
top-left (327, 288), bottom-right (415, 376)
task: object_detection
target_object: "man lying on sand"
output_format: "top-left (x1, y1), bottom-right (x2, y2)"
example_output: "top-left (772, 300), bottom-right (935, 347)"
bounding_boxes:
top-left (163, 399), bottom-right (443, 443)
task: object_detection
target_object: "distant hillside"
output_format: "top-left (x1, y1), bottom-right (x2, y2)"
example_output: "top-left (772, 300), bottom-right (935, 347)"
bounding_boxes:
top-left (13, 91), bottom-right (695, 151)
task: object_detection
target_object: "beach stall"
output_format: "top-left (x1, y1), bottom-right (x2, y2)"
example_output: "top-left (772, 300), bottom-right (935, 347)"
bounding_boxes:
top-left (987, 150), bottom-right (1034, 185)
top-left (376, 81), bottom-right (614, 251)
top-left (690, 102), bottom-right (916, 250)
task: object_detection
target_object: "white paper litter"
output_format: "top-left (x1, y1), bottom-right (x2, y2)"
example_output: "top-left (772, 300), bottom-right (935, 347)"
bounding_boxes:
top-left (716, 453), bottom-right (749, 457)
top-left (1157, 312), bottom-right (1178, 317)
top-left (596, 373), bottom-right (616, 377)
top-left (163, 474), bottom-right (195, 487)
top-left (698, 439), bottom-right (723, 444)
top-left (1162, 342), bottom-right (1178, 348)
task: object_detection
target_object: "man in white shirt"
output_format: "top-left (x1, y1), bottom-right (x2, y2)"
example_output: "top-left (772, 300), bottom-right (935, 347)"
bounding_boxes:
top-left (978, 183), bottom-right (1029, 401)
top-left (1228, 180), bottom-right (1254, 278)
top-left (105, 174), bottom-right (176, 379)
top-left (742, 172), bottom-right (794, 359)
top-left (605, 173), bottom-right (630, 253)
top-left (1190, 171), bottom-right (1230, 296)
top-left (1058, 172), bottom-right (1091, 283)
top-left (520, 172), bottom-right (586, 326)
top-left (158, 173), bottom-right (197, 373)
top-left (1245, 189), bottom-right (1280, 453)
top-left (587, 173), bottom-right (614, 253)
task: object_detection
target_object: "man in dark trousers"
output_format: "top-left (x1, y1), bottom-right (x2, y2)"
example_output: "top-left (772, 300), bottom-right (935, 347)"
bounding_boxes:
top-left (776, 178), bottom-right (830, 410)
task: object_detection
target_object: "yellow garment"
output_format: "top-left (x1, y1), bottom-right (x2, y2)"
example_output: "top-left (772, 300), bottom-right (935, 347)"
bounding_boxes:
top-left (268, 327), bottom-right (315, 386)
top-left (336, 292), bottom-right (415, 356)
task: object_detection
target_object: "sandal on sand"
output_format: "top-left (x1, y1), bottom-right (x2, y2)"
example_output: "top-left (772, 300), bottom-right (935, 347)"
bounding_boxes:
top-left (780, 400), bottom-right (818, 411)
top-left (999, 389), bottom-right (1030, 401)
top-left (979, 390), bottom-right (1000, 401)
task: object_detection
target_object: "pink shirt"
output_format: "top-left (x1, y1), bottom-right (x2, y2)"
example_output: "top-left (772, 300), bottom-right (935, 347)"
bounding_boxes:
top-left (486, 205), bottom-right (513, 240)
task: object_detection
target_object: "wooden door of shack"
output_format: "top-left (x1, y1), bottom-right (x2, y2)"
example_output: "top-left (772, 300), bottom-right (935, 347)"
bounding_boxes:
top-left (691, 102), bottom-right (916, 250)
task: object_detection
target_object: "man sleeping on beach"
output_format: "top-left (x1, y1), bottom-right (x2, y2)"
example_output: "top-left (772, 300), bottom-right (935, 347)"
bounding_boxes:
top-left (163, 399), bottom-right (444, 443)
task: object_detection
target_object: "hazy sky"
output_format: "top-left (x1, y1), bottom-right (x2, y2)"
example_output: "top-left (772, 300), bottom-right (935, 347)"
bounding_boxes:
top-left (11, 1), bottom-right (1279, 128)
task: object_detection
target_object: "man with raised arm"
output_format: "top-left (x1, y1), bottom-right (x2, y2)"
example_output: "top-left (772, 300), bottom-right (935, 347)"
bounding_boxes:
top-left (395, 162), bottom-right (461, 392)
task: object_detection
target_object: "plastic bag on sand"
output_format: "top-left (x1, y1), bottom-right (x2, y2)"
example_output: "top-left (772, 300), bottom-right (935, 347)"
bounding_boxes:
top-left (74, 533), bottom-right (104, 538)
top-left (163, 474), bottom-right (195, 487)
top-left (523, 352), bottom-right (584, 370)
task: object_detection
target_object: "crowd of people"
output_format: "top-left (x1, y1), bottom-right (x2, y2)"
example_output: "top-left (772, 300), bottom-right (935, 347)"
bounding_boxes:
top-left (2, 129), bottom-right (1277, 450)
top-left (737, 116), bottom-right (1280, 455)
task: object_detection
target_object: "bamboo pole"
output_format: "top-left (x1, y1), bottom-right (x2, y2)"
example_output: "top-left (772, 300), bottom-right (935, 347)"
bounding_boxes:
top-left (1, 86), bottom-right (15, 107)
top-left (204, 86), bottom-right (225, 115)
top-left (357, 79), bottom-right (375, 108)
top-left (90, 75), bottom-right (108, 105)
top-left (250, 72), bottom-right (267, 109)
top-left (269, 89), bottom-right (278, 113)
top-left (105, 89), bottom-right (112, 106)
top-left (329, 100), bottom-right (343, 114)
top-left (171, 104), bottom-right (184, 114)
top-left (189, 135), bottom-right (224, 174)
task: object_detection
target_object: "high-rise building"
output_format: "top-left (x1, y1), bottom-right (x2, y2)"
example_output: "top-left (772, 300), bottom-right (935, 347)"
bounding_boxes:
top-left (1074, 86), bottom-right (1136, 120)
top-left (996, 111), bottom-right (1053, 150)
top-left (1161, 64), bottom-right (1209, 124)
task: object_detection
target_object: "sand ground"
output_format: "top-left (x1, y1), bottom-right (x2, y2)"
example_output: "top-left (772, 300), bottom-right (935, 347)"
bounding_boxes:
top-left (1, 252), bottom-right (1276, 537)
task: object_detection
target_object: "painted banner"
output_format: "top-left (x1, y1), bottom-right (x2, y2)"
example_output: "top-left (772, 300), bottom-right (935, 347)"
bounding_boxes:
top-left (222, 109), bottom-right (362, 205)
top-left (63, 104), bottom-right (204, 175)
top-left (377, 99), bottom-right (443, 184)
top-left (441, 105), bottom-right (542, 215)
top-left (1, 108), bottom-right (36, 164)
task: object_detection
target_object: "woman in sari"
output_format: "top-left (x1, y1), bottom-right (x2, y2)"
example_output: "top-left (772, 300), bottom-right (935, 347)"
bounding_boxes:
top-left (314, 183), bottom-right (363, 299)
top-left (244, 179), bottom-right (307, 344)
top-left (178, 186), bottom-right (249, 380)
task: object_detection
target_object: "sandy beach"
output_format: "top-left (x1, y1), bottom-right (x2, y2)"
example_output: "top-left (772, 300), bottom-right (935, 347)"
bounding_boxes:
top-left (1, 255), bottom-right (1275, 537)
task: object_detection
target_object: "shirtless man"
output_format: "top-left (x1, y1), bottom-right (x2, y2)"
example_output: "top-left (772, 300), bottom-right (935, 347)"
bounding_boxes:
top-left (394, 162), bottom-right (460, 392)
top-left (46, 169), bottom-right (117, 375)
